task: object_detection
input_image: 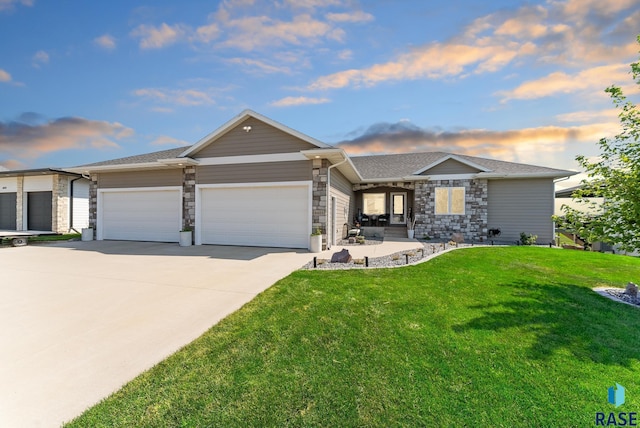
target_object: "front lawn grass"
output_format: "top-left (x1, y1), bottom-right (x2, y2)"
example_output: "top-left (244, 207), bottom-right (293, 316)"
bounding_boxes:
top-left (67, 247), bottom-right (640, 427)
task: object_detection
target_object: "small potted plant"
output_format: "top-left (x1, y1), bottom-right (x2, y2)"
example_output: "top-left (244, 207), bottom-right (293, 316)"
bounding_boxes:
top-left (407, 217), bottom-right (416, 239)
top-left (310, 227), bottom-right (322, 253)
top-left (179, 227), bottom-right (193, 247)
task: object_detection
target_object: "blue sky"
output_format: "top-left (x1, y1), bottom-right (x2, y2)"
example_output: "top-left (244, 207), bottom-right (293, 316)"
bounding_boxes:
top-left (1, 0), bottom-right (639, 187)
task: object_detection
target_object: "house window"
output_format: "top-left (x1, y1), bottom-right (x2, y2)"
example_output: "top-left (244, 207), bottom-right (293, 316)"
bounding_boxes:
top-left (435, 187), bottom-right (465, 215)
top-left (363, 193), bottom-right (386, 214)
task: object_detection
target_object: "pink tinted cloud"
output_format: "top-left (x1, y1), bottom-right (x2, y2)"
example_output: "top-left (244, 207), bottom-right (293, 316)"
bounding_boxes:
top-left (309, 42), bottom-right (523, 90)
top-left (0, 116), bottom-right (133, 160)
top-left (496, 64), bottom-right (630, 102)
top-left (336, 120), bottom-right (619, 165)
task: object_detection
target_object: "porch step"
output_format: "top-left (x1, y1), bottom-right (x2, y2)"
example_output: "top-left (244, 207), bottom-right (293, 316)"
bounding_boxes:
top-left (384, 227), bottom-right (408, 238)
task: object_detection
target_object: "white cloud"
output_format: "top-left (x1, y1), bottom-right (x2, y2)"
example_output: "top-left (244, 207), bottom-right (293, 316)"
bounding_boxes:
top-left (270, 96), bottom-right (330, 106)
top-left (217, 14), bottom-right (338, 51)
top-left (133, 87), bottom-right (216, 107)
top-left (0, 0), bottom-right (32, 12)
top-left (325, 11), bottom-right (374, 23)
top-left (130, 23), bottom-right (189, 49)
top-left (225, 57), bottom-right (292, 74)
top-left (0, 68), bottom-right (11, 82)
top-left (555, 109), bottom-right (619, 123)
top-left (308, 1), bottom-right (639, 92)
top-left (32, 50), bottom-right (49, 68)
top-left (195, 22), bottom-right (220, 43)
top-left (94, 34), bottom-right (116, 50)
top-left (149, 135), bottom-right (190, 146)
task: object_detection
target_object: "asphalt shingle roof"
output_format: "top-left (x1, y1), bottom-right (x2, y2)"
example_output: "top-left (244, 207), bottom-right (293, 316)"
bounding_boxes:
top-left (75, 146), bottom-right (191, 168)
top-left (350, 151), bottom-right (572, 179)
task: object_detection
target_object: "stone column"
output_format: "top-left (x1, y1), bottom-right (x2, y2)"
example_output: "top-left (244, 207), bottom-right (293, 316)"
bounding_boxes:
top-left (312, 158), bottom-right (329, 249)
top-left (52, 175), bottom-right (70, 233)
top-left (182, 166), bottom-right (196, 231)
top-left (16, 176), bottom-right (24, 230)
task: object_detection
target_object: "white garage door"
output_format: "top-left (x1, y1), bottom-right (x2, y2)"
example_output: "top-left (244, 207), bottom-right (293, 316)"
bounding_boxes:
top-left (199, 184), bottom-right (310, 248)
top-left (101, 189), bottom-right (181, 242)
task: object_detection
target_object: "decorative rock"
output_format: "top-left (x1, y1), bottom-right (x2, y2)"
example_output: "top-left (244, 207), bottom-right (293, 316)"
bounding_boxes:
top-left (348, 237), bottom-right (356, 244)
top-left (331, 249), bottom-right (352, 263)
top-left (624, 282), bottom-right (638, 298)
top-left (451, 232), bottom-right (464, 244)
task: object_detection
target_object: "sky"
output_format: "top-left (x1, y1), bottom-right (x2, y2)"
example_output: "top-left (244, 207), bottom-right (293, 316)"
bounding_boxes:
top-left (1, 0), bottom-right (639, 188)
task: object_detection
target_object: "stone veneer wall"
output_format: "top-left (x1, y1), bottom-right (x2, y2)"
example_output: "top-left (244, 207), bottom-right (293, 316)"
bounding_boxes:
top-left (414, 179), bottom-right (488, 241)
top-left (182, 166), bottom-right (196, 231)
top-left (88, 174), bottom-right (98, 238)
top-left (312, 158), bottom-right (329, 249)
top-left (16, 176), bottom-right (24, 230)
top-left (52, 174), bottom-right (70, 233)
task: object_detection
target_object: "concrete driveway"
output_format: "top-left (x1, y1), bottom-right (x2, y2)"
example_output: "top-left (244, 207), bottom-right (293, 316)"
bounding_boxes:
top-left (0, 241), bottom-right (312, 427)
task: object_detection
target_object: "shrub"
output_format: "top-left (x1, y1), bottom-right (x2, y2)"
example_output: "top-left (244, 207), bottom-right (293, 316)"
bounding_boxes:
top-left (520, 232), bottom-right (538, 246)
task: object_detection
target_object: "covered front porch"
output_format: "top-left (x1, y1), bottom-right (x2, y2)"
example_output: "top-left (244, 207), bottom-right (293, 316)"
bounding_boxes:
top-left (353, 182), bottom-right (415, 229)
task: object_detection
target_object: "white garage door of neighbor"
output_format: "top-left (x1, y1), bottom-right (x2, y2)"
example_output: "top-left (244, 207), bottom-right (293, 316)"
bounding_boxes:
top-left (200, 185), bottom-right (310, 248)
top-left (101, 189), bottom-right (181, 242)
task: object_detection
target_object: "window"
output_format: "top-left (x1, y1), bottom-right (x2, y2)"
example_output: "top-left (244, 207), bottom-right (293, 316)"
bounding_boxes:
top-left (363, 193), bottom-right (386, 215)
top-left (435, 187), bottom-right (465, 215)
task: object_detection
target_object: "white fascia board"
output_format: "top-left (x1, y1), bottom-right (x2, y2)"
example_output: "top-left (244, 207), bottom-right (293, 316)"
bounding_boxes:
top-left (478, 171), bottom-right (579, 179)
top-left (158, 158), bottom-right (199, 166)
top-left (181, 109), bottom-right (331, 158)
top-left (68, 163), bottom-right (176, 174)
top-left (424, 173), bottom-right (477, 181)
top-left (359, 176), bottom-right (431, 183)
top-left (412, 154), bottom-right (491, 175)
top-left (196, 152), bottom-right (307, 165)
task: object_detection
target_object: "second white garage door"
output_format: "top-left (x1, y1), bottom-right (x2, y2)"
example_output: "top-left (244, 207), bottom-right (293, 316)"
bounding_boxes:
top-left (100, 188), bottom-right (181, 242)
top-left (199, 184), bottom-right (310, 248)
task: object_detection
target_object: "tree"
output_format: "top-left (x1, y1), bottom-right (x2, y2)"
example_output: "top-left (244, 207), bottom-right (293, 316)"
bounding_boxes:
top-left (555, 35), bottom-right (640, 253)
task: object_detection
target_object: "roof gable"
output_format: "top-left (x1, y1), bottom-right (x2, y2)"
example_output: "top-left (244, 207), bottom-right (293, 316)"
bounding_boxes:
top-left (415, 155), bottom-right (489, 175)
top-left (182, 110), bottom-right (330, 158)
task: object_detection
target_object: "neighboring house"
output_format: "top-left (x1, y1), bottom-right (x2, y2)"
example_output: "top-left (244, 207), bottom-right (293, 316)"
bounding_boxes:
top-left (70, 110), bottom-right (575, 249)
top-left (554, 185), bottom-right (604, 216)
top-left (0, 169), bottom-right (90, 233)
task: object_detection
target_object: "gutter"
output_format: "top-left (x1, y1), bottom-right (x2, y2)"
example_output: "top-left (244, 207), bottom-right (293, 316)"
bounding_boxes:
top-left (326, 155), bottom-right (349, 249)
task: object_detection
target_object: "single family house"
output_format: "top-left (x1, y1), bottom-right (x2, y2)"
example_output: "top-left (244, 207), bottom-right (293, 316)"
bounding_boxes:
top-left (69, 110), bottom-right (575, 249)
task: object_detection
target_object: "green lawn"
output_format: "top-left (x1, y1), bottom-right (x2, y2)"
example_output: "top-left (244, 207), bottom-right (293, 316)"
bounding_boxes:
top-left (67, 247), bottom-right (640, 427)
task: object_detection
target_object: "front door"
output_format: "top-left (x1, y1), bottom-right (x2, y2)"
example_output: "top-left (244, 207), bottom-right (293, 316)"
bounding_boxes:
top-left (391, 192), bottom-right (406, 225)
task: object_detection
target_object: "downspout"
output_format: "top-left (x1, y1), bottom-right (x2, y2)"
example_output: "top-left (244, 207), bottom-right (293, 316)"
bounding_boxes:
top-left (326, 156), bottom-right (348, 249)
top-left (68, 176), bottom-right (83, 233)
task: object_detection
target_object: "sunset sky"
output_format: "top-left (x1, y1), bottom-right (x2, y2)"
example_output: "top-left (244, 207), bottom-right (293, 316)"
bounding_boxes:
top-left (1, 0), bottom-right (639, 187)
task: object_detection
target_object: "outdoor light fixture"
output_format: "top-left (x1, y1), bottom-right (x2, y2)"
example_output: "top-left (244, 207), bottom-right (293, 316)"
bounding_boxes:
top-left (243, 125), bottom-right (252, 132)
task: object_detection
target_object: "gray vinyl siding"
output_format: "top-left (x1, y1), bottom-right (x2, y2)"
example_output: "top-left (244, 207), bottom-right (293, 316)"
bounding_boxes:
top-left (421, 159), bottom-right (480, 175)
top-left (487, 178), bottom-right (554, 243)
top-left (192, 117), bottom-right (317, 158)
top-left (196, 161), bottom-right (312, 184)
top-left (330, 169), bottom-right (355, 243)
top-left (98, 169), bottom-right (182, 188)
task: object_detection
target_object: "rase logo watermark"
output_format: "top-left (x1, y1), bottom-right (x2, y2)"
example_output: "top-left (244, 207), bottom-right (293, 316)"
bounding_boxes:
top-left (610, 384), bottom-right (626, 408)
top-left (596, 383), bottom-right (637, 426)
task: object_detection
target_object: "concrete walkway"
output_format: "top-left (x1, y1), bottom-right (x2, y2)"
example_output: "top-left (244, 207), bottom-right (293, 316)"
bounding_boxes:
top-left (0, 238), bottom-right (421, 427)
